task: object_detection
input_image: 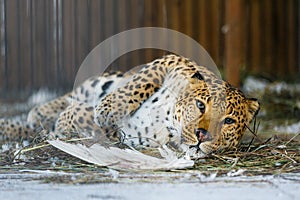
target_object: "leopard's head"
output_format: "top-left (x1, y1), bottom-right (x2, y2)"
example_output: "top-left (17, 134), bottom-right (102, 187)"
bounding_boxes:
top-left (197, 85), bottom-right (260, 156)
top-left (174, 70), bottom-right (260, 157)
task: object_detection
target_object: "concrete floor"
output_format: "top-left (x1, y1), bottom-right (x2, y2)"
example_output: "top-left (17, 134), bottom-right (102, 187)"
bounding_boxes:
top-left (0, 172), bottom-right (299, 200)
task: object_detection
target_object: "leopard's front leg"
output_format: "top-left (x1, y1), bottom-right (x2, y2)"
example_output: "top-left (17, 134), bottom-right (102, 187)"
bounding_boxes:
top-left (94, 55), bottom-right (192, 128)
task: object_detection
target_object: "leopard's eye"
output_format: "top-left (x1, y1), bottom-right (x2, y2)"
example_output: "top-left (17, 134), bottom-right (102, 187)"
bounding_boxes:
top-left (196, 100), bottom-right (205, 113)
top-left (224, 118), bottom-right (236, 125)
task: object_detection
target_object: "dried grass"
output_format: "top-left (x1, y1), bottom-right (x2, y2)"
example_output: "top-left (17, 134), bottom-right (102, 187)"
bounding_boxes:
top-left (194, 134), bottom-right (300, 176)
top-left (1, 132), bottom-right (299, 178)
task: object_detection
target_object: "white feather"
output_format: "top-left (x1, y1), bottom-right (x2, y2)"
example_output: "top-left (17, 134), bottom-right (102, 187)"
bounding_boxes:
top-left (48, 140), bottom-right (194, 171)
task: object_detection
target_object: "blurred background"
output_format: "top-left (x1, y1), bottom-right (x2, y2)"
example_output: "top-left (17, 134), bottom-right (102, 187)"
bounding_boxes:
top-left (0, 0), bottom-right (299, 97)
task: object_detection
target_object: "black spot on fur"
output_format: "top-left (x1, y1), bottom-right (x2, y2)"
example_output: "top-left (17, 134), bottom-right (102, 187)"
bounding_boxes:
top-left (85, 90), bottom-right (89, 98)
top-left (78, 117), bottom-right (84, 124)
top-left (153, 78), bottom-right (159, 84)
top-left (138, 132), bottom-right (143, 145)
top-left (168, 60), bottom-right (174, 65)
top-left (152, 97), bottom-right (159, 103)
top-left (145, 83), bottom-right (152, 90)
top-left (133, 77), bottom-right (141, 82)
top-left (85, 106), bottom-right (94, 112)
top-left (152, 61), bottom-right (159, 65)
top-left (102, 80), bottom-right (114, 91)
top-left (135, 84), bottom-right (141, 89)
top-left (91, 79), bottom-right (100, 87)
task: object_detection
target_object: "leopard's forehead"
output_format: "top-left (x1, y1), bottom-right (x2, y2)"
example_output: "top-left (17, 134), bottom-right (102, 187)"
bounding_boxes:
top-left (225, 87), bottom-right (248, 114)
top-left (197, 70), bottom-right (227, 111)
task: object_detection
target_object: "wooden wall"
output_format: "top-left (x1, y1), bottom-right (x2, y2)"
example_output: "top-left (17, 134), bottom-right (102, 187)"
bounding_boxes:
top-left (0, 0), bottom-right (299, 98)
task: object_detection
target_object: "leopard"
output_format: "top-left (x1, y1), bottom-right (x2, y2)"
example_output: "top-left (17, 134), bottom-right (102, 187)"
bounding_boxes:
top-left (0, 54), bottom-right (260, 158)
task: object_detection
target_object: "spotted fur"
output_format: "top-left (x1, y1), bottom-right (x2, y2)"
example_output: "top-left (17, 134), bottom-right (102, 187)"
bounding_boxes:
top-left (0, 55), bottom-right (259, 158)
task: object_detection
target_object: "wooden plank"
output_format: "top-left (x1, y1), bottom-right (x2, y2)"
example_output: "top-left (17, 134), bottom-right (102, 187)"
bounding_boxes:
top-left (183, 0), bottom-right (192, 37)
top-left (18, 0), bottom-right (34, 90)
top-left (46, 0), bottom-right (64, 90)
top-left (143, 0), bottom-right (153, 64)
top-left (43, 0), bottom-right (49, 88)
top-left (182, 0), bottom-right (193, 57)
top-left (298, 0), bottom-right (300, 75)
top-left (224, 0), bottom-right (246, 87)
top-left (166, 0), bottom-right (180, 31)
top-left (114, 0), bottom-right (127, 71)
top-left (46, 0), bottom-right (55, 88)
top-left (57, 0), bottom-right (64, 88)
top-left (175, 0), bottom-right (185, 34)
top-left (151, 0), bottom-right (165, 59)
top-left (32, 0), bottom-right (47, 88)
top-left (262, 0), bottom-right (274, 76)
top-left (126, 0), bottom-right (141, 70)
top-left (248, 0), bottom-right (262, 75)
top-left (200, 0), bottom-right (214, 65)
top-left (275, 0), bottom-right (286, 76)
top-left (75, 0), bottom-right (89, 76)
top-left (89, 0), bottom-right (102, 49)
top-left (62, 0), bottom-right (76, 88)
top-left (286, 0), bottom-right (296, 76)
top-left (30, 0), bottom-right (37, 89)
top-left (208, 0), bottom-right (220, 66)
top-left (198, 0), bottom-right (208, 52)
top-left (5, 0), bottom-right (19, 90)
top-left (218, 0), bottom-right (225, 69)
top-left (0, 0), bottom-right (7, 91)
top-left (190, 0), bottom-right (198, 41)
top-left (166, 0), bottom-right (180, 55)
top-left (102, 0), bottom-right (116, 70)
top-left (103, 0), bottom-right (114, 39)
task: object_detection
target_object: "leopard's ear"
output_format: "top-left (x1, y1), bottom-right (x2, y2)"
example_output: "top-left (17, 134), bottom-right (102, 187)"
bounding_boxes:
top-left (189, 71), bottom-right (205, 86)
top-left (191, 71), bottom-right (204, 81)
top-left (246, 98), bottom-right (260, 121)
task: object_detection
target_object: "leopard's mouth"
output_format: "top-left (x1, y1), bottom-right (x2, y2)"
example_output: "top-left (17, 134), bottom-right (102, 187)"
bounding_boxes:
top-left (186, 145), bottom-right (207, 159)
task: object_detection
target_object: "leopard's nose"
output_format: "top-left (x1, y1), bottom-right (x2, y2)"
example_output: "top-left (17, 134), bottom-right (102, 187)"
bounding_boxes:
top-left (195, 128), bottom-right (212, 143)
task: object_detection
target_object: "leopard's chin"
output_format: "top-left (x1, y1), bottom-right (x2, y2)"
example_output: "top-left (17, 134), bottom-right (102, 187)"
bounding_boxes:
top-left (184, 145), bottom-right (209, 159)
